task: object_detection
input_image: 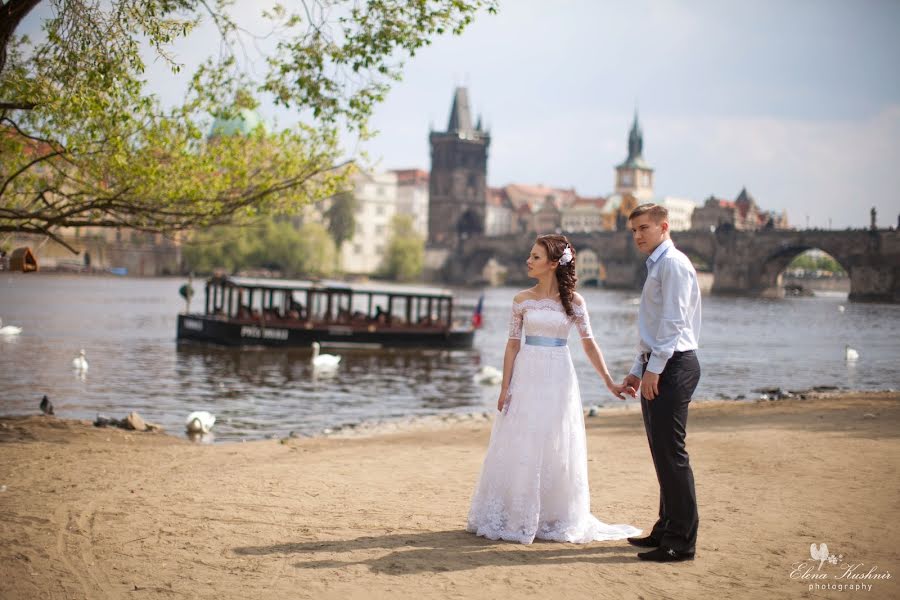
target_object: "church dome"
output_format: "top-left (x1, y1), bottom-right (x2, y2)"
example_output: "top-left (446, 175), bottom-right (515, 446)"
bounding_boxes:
top-left (208, 109), bottom-right (267, 138)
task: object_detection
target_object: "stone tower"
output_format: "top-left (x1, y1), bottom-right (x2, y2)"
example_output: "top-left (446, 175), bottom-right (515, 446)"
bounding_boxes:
top-left (614, 111), bottom-right (654, 201)
top-left (428, 87), bottom-right (491, 248)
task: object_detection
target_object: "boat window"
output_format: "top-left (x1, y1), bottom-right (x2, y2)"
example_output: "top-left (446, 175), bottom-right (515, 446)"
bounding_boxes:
top-left (333, 291), bottom-right (353, 323)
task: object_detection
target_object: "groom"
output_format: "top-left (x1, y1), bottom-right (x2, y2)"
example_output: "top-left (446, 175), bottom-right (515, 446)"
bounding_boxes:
top-left (622, 203), bottom-right (702, 563)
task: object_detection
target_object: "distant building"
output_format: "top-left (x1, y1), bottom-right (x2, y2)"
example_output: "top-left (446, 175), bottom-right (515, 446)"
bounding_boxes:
top-left (601, 113), bottom-right (703, 231)
top-left (658, 196), bottom-right (696, 231)
top-left (485, 187), bottom-right (516, 236)
top-left (596, 113), bottom-right (659, 231)
top-left (614, 112), bottom-right (654, 202)
top-left (304, 168), bottom-right (432, 276)
top-left (392, 169), bottom-right (429, 238)
top-left (690, 196), bottom-right (733, 231)
top-left (343, 170), bottom-right (398, 274)
top-left (600, 192), bottom-right (640, 231)
top-left (561, 196), bottom-right (607, 233)
top-left (504, 184), bottom-right (578, 234)
top-left (427, 87), bottom-right (490, 249)
top-left (691, 187), bottom-right (789, 231)
top-left (533, 196), bottom-right (563, 234)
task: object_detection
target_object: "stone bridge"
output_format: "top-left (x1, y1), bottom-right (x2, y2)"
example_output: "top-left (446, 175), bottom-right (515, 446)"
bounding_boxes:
top-left (444, 228), bottom-right (899, 303)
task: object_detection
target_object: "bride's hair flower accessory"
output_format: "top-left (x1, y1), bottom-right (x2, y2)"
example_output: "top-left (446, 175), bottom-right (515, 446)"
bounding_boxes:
top-left (558, 244), bottom-right (573, 266)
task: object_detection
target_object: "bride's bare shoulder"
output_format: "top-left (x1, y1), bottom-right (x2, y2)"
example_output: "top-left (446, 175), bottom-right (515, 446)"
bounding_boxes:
top-left (512, 288), bottom-right (538, 303)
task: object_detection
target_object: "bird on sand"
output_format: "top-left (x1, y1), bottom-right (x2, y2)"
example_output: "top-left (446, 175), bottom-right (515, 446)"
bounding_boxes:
top-left (185, 411), bottom-right (216, 434)
top-left (39, 395), bottom-right (54, 415)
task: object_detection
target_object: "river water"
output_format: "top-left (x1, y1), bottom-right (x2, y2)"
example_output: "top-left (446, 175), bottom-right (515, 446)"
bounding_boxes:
top-left (1, 274), bottom-right (897, 441)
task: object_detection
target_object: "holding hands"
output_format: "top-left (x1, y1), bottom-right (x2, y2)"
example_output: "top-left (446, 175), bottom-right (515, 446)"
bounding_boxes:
top-left (620, 374), bottom-right (641, 400)
top-left (607, 379), bottom-right (634, 400)
top-left (620, 372), bottom-right (659, 401)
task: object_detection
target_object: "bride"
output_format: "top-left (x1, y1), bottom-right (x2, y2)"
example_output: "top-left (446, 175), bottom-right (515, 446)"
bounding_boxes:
top-left (466, 234), bottom-right (641, 544)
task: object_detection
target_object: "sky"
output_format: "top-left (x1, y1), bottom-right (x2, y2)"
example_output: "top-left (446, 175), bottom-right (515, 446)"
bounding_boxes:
top-left (18, 0), bottom-right (900, 229)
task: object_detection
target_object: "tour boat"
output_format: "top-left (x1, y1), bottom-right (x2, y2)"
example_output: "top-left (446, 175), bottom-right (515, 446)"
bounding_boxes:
top-left (176, 276), bottom-right (476, 349)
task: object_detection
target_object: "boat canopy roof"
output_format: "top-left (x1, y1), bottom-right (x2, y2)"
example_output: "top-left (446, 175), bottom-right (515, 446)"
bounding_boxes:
top-left (214, 276), bottom-right (455, 299)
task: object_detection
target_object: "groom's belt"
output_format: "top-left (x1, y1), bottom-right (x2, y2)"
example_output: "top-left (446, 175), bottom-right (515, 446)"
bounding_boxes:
top-left (524, 335), bottom-right (567, 347)
top-left (640, 349), bottom-right (696, 362)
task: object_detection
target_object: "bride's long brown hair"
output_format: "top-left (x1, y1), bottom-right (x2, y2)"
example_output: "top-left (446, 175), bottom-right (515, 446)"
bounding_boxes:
top-left (535, 234), bottom-right (577, 317)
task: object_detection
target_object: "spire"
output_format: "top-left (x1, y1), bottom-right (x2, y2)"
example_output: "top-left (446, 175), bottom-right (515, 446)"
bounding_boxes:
top-left (475, 114), bottom-right (483, 132)
top-left (447, 87), bottom-right (474, 133)
top-left (627, 110), bottom-right (643, 162)
top-left (735, 186), bottom-right (755, 205)
top-left (617, 109), bottom-right (651, 170)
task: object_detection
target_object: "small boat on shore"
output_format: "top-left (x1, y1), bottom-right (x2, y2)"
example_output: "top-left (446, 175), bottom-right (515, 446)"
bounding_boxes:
top-left (176, 276), bottom-right (476, 349)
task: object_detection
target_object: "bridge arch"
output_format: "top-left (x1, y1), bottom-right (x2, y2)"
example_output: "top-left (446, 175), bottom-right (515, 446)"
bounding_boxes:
top-left (575, 248), bottom-right (606, 286)
top-left (758, 242), bottom-right (852, 298)
top-left (675, 244), bottom-right (714, 271)
top-left (459, 247), bottom-right (500, 285)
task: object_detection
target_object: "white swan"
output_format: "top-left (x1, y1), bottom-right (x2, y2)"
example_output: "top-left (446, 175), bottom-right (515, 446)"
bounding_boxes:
top-left (473, 365), bottom-right (503, 385)
top-left (844, 345), bottom-right (859, 361)
top-left (72, 349), bottom-right (89, 371)
top-left (0, 318), bottom-right (22, 335)
top-left (838, 305), bottom-right (846, 313)
top-left (185, 411), bottom-right (216, 434)
top-left (311, 341), bottom-right (341, 371)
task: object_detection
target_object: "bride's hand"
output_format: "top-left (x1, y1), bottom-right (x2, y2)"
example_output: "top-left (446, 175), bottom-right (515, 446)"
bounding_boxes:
top-left (497, 388), bottom-right (509, 412)
top-left (607, 381), bottom-right (634, 400)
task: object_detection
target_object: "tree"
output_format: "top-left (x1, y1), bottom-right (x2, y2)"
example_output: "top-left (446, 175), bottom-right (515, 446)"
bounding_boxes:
top-left (0, 0), bottom-right (497, 250)
top-left (181, 217), bottom-right (335, 277)
top-left (787, 251), bottom-right (846, 276)
top-left (324, 190), bottom-right (357, 269)
top-left (379, 214), bottom-right (423, 281)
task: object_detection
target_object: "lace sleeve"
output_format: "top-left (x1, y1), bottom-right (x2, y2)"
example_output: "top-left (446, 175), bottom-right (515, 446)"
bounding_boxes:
top-left (572, 302), bottom-right (593, 339)
top-left (507, 301), bottom-right (524, 339)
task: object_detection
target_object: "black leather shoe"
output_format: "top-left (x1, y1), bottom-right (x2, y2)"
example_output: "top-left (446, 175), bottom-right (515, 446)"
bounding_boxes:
top-left (637, 546), bottom-right (695, 562)
top-left (627, 535), bottom-right (660, 548)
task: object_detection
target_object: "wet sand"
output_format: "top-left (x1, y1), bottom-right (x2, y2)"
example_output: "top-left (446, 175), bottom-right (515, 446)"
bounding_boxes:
top-left (1, 392), bottom-right (898, 599)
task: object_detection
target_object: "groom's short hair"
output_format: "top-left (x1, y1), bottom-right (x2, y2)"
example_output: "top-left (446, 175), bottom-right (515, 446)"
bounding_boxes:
top-left (629, 203), bottom-right (668, 223)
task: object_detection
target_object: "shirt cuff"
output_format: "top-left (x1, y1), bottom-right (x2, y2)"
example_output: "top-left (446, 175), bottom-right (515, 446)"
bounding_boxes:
top-left (628, 357), bottom-right (644, 379)
top-left (646, 353), bottom-right (669, 375)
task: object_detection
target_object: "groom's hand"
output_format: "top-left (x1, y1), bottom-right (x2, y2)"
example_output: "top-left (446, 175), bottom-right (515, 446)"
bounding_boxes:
top-left (623, 375), bottom-right (640, 398)
top-left (641, 372), bottom-right (660, 400)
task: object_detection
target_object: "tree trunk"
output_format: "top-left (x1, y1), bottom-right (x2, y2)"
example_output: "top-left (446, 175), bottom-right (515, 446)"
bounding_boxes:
top-left (0, 0), bottom-right (43, 78)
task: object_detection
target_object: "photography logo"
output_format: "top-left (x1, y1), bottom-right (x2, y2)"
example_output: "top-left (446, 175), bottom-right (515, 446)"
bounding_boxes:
top-left (809, 543), bottom-right (842, 569)
top-left (789, 542), bottom-right (892, 593)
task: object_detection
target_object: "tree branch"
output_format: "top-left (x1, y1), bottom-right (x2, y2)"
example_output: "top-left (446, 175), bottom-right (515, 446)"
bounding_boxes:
top-left (0, 149), bottom-right (66, 197)
top-left (0, 0), bottom-right (43, 76)
top-left (0, 102), bottom-right (38, 111)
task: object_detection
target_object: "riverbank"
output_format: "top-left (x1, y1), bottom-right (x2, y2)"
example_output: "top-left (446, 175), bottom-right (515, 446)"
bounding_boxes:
top-left (1, 392), bottom-right (898, 599)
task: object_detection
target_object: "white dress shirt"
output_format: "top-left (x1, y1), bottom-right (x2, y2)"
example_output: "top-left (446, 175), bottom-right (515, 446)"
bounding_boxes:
top-left (629, 239), bottom-right (702, 377)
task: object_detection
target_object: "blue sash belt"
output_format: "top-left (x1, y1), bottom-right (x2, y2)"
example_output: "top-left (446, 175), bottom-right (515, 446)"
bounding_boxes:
top-left (524, 335), bottom-right (567, 347)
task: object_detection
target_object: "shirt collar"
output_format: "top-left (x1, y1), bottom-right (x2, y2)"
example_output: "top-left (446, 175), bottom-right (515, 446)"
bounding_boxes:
top-left (646, 239), bottom-right (674, 266)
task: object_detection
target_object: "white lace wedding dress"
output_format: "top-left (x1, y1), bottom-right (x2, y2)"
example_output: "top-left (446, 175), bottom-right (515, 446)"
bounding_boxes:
top-left (466, 297), bottom-right (641, 544)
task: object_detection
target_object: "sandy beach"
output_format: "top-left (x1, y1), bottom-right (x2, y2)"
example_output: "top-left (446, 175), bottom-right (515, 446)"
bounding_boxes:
top-left (1, 392), bottom-right (898, 599)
